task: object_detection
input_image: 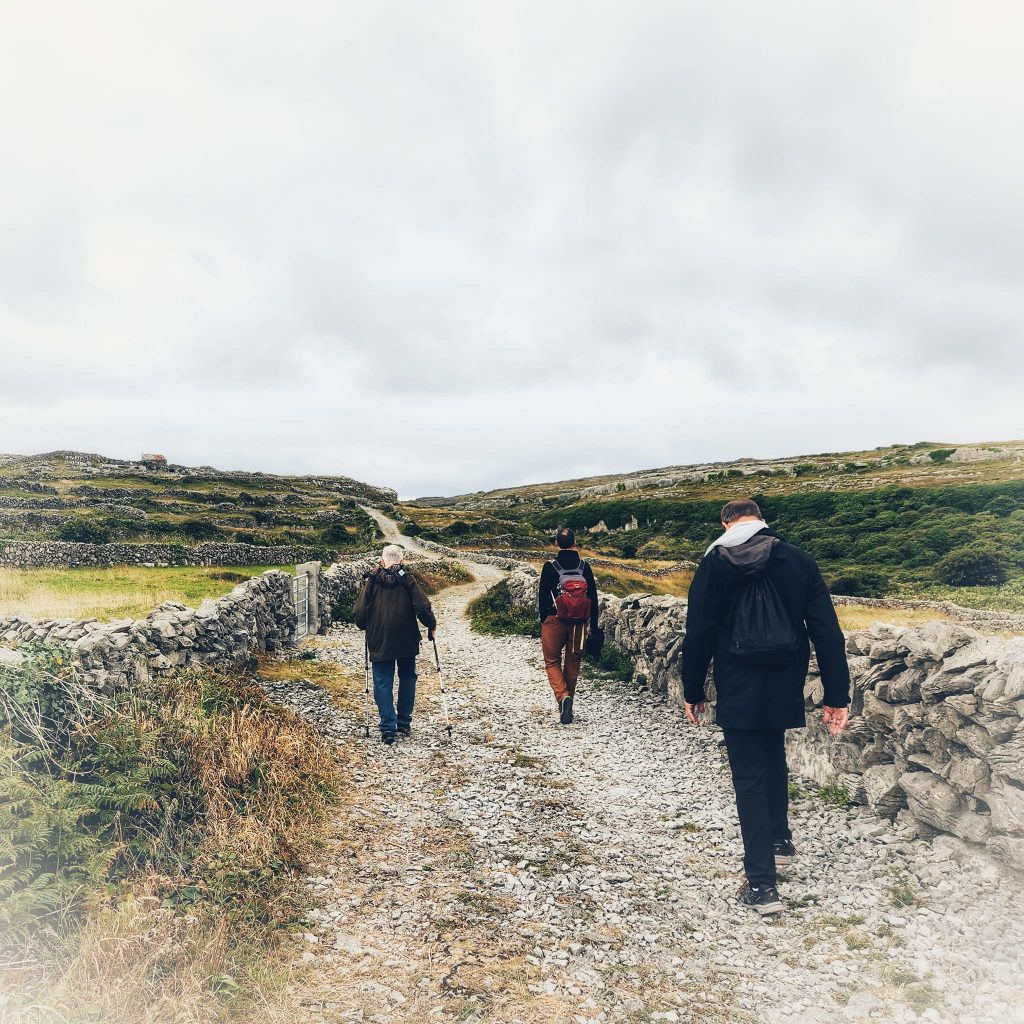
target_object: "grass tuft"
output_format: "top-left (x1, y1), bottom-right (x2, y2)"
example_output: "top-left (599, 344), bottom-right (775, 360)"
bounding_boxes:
top-left (817, 785), bottom-right (852, 807)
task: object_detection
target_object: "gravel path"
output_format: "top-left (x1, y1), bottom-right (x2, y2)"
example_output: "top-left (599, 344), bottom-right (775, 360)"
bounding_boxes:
top-left (264, 560), bottom-right (1024, 1024)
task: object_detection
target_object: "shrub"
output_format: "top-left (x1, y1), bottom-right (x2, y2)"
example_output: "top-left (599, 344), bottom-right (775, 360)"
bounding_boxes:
top-left (828, 571), bottom-right (891, 598)
top-left (232, 530), bottom-right (266, 545)
top-left (179, 519), bottom-right (221, 541)
top-left (321, 522), bottom-right (356, 546)
top-left (929, 448), bottom-right (956, 463)
top-left (588, 642), bottom-right (634, 683)
top-left (401, 520), bottom-right (422, 536)
top-left (985, 496), bottom-right (1018, 518)
top-left (817, 785), bottom-right (852, 807)
top-left (468, 580), bottom-right (540, 637)
top-left (445, 520), bottom-right (471, 537)
top-left (56, 521), bottom-right (111, 544)
top-left (935, 549), bottom-right (1009, 587)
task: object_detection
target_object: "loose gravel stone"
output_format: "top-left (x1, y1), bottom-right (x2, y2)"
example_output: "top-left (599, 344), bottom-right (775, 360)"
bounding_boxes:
top-left (262, 557), bottom-right (1024, 1024)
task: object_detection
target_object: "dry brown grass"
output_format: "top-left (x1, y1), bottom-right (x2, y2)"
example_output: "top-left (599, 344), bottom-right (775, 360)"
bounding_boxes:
top-left (836, 605), bottom-right (953, 632)
top-left (1, 667), bottom-right (346, 1024)
top-left (257, 654), bottom-right (364, 715)
top-left (3, 892), bottom-right (323, 1024)
top-left (596, 564), bottom-right (694, 598)
top-left (520, 554), bottom-right (694, 598)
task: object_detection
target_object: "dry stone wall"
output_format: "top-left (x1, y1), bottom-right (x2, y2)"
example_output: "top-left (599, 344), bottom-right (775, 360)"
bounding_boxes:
top-left (505, 568), bottom-right (1024, 867)
top-left (418, 538), bottom-right (525, 570)
top-left (0, 570), bottom-right (297, 691)
top-left (0, 539), bottom-right (332, 569)
top-left (0, 555), bottom-right (464, 691)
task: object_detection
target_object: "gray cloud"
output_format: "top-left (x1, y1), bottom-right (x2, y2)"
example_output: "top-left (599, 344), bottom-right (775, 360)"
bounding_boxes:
top-left (1, 1), bottom-right (1021, 495)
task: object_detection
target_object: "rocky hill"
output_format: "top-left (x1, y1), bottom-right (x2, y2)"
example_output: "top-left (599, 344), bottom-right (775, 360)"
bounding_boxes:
top-left (403, 440), bottom-right (1024, 613)
top-left (0, 450), bottom-right (397, 555)
top-left (417, 440), bottom-right (1024, 509)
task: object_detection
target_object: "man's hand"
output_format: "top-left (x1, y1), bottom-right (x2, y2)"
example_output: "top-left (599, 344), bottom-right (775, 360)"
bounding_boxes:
top-left (685, 701), bottom-right (706, 725)
top-left (822, 705), bottom-right (849, 737)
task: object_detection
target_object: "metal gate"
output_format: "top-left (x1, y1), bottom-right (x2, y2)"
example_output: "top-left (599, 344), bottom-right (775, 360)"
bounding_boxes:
top-left (293, 572), bottom-right (310, 638)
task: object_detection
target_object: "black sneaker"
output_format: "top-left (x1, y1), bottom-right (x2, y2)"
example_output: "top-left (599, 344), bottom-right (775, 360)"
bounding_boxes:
top-left (559, 695), bottom-right (574, 725)
top-left (774, 840), bottom-right (797, 867)
top-left (738, 880), bottom-right (783, 915)
top-left (381, 731), bottom-right (397, 745)
top-left (397, 724), bottom-right (411, 737)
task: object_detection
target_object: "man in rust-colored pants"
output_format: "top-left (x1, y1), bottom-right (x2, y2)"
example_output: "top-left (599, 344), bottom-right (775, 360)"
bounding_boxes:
top-left (542, 616), bottom-right (585, 701)
top-left (538, 528), bottom-right (600, 725)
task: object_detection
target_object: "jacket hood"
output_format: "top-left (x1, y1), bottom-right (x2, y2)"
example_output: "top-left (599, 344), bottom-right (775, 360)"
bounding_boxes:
top-left (372, 565), bottom-right (408, 589)
top-left (705, 519), bottom-right (769, 554)
top-left (716, 532), bottom-right (780, 577)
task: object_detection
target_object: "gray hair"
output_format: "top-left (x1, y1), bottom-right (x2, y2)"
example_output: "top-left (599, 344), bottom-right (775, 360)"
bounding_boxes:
top-left (382, 544), bottom-right (404, 566)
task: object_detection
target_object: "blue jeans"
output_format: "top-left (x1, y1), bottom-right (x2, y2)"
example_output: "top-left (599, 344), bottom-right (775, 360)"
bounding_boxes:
top-left (372, 656), bottom-right (417, 734)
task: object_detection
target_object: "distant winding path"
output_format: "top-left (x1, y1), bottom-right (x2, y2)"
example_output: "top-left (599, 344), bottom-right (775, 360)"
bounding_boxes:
top-left (360, 504), bottom-right (429, 556)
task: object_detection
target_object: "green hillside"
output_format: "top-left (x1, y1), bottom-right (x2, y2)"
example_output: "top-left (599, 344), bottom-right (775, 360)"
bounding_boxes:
top-left (0, 450), bottom-right (396, 554)
top-left (403, 440), bottom-right (1024, 611)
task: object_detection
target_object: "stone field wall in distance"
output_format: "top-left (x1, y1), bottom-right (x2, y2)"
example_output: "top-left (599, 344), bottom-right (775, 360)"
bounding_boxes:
top-left (0, 539), bottom-right (333, 569)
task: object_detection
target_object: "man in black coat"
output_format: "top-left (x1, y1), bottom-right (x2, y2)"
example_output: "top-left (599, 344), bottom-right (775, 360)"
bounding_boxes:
top-left (681, 498), bottom-right (850, 914)
top-left (354, 544), bottom-right (437, 744)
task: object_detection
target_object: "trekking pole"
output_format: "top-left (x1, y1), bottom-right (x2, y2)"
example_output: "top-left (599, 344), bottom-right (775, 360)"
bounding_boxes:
top-left (363, 637), bottom-right (371, 739)
top-left (432, 636), bottom-right (453, 740)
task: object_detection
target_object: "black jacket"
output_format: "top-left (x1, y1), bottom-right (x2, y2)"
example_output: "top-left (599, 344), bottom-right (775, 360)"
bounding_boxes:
top-left (353, 566), bottom-right (436, 662)
top-left (538, 551), bottom-right (600, 630)
top-left (681, 528), bottom-right (850, 730)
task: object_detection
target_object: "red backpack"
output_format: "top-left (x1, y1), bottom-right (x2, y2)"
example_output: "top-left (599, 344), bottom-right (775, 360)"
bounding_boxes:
top-left (551, 557), bottom-right (592, 624)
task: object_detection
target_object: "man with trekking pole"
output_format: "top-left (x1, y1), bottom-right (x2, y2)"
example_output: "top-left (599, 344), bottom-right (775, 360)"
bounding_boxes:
top-left (681, 499), bottom-right (850, 914)
top-left (538, 527), bottom-right (601, 725)
top-left (354, 545), bottom-right (437, 745)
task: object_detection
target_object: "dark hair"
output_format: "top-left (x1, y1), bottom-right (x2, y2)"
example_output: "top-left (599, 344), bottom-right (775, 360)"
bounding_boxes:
top-left (556, 527), bottom-right (576, 549)
top-left (721, 498), bottom-right (762, 524)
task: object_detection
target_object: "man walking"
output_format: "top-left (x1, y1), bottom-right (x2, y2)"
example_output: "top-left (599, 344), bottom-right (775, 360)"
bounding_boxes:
top-left (681, 499), bottom-right (850, 914)
top-left (354, 545), bottom-right (437, 745)
top-left (538, 527), bottom-right (600, 725)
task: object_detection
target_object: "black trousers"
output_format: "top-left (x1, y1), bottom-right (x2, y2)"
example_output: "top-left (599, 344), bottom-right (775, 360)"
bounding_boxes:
top-left (722, 728), bottom-right (792, 888)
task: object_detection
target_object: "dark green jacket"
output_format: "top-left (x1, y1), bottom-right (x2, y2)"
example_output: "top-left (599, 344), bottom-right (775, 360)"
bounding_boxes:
top-left (354, 566), bottom-right (436, 662)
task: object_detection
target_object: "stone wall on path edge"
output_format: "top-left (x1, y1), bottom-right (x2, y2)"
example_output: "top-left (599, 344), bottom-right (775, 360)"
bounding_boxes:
top-left (504, 567), bottom-right (1024, 869)
top-left (0, 555), bottom-right (464, 694)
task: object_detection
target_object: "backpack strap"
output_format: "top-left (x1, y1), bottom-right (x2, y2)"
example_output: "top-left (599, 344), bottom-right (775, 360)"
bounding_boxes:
top-left (550, 555), bottom-right (586, 586)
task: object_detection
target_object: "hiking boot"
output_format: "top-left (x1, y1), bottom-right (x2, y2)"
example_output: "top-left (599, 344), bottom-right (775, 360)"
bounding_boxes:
top-left (738, 880), bottom-right (783, 915)
top-left (559, 694), bottom-right (574, 725)
top-left (381, 731), bottom-right (397, 745)
top-left (774, 840), bottom-right (797, 867)
top-left (397, 724), bottom-right (412, 737)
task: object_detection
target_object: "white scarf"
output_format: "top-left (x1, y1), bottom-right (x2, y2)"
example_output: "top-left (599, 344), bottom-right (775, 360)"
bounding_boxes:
top-left (705, 519), bottom-right (769, 555)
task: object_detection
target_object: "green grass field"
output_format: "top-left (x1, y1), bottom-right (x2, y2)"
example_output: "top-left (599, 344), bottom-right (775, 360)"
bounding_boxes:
top-left (0, 565), bottom-right (290, 620)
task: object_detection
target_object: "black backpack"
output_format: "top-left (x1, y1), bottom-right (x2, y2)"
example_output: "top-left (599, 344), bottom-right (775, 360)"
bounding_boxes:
top-left (720, 537), bottom-right (799, 665)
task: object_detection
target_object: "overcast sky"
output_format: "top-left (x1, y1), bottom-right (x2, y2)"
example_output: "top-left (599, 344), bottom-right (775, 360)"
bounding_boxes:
top-left (1, 2), bottom-right (1021, 498)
